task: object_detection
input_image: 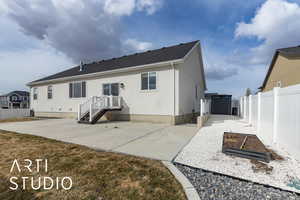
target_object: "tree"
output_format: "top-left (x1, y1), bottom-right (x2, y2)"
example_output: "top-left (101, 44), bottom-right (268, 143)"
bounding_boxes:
top-left (245, 88), bottom-right (252, 96)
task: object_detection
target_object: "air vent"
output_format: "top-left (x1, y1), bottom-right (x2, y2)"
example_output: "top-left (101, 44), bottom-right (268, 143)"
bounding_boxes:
top-left (79, 61), bottom-right (84, 72)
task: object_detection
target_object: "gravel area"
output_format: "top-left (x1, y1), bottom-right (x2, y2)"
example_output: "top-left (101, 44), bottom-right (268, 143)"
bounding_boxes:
top-left (175, 163), bottom-right (300, 200)
top-left (175, 115), bottom-right (300, 193)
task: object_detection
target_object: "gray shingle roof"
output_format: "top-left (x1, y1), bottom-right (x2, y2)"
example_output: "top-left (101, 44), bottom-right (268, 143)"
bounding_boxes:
top-left (278, 46), bottom-right (300, 58)
top-left (30, 41), bottom-right (199, 84)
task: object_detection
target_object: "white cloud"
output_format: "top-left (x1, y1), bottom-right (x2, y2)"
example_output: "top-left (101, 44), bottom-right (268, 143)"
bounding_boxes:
top-left (103, 0), bottom-right (136, 16)
top-left (123, 38), bottom-right (153, 52)
top-left (0, 47), bottom-right (73, 94)
top-left (136, 0), bottom-right (163, 15)
top-left (235, 0), bottom-right (300, 64)
top-left (103, 0), bottom-right (162, 16)
top-left (1, 0), bottom-right (163, 64)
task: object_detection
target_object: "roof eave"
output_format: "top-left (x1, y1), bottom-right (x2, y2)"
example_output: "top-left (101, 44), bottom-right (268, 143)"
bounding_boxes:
top-left (27, 58), bottom-right (184, 87)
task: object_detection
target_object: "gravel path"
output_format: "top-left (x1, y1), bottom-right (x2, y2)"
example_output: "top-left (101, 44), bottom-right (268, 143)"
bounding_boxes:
top-left (175, 163), bottom-right (300, 200)
top-left (175, 115), bottom-right (300, 193)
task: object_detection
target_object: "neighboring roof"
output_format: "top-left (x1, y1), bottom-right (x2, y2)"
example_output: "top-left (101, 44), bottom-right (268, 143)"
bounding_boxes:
top-left (278, 46), bottom-right (300, 58)
top-left (30, 41), bottom-right (199, 85)
top-left (4, 91), bottom-right (29, 97)
top-left (260, 45), bottom-right (300, 90)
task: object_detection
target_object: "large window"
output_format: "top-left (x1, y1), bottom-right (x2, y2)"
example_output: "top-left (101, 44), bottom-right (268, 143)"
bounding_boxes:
top-left (47, 86), bottom-right (53, 99)
top-left (33, 88), bottom-right (38, 100)
top-left (141, 72), bottom-right (156, 90)
top-left (103, 83), bottom-right (119, 96)
top-left (69, 82), bottom-right (86, 98)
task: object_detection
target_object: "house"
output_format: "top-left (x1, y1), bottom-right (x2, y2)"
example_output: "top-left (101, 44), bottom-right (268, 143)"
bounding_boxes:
top-left (0, 91), bottom-right (30, 109)
top-left (27, 41), bottom-right (207, 125)
top-left (260, 45), bottom-right (300, 92)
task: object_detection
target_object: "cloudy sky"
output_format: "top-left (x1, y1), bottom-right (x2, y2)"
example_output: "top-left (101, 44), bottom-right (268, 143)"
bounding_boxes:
top-left (1, 0), bottom-right (300, 97)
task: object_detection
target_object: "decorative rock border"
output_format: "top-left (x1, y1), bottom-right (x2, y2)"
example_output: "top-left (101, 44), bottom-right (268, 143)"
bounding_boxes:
top-left (162, 161), bottom-right (200, 200)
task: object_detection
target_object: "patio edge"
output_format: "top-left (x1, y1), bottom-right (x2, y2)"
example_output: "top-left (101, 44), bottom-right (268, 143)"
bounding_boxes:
top-left (162, 161), bottom-right (200, 200)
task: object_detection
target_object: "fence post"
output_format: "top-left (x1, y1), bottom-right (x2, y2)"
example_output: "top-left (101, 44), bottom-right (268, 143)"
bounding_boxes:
top-left (243, 96), bottom-right (247, 119)
top-left (273, 87), bottom-right (280, 144)
top-left (89, 104), bottom-right (92, 123)
top-left (78, 104), bottom-right (81, 121)
top-left (249, 95), bottom-right (252, 124)
top-left (240, 97), bottom-right (243, 117)
top-left (257, 92), bottom-right (262, 135)
top-left (200, 99), bottom-right (204, 116)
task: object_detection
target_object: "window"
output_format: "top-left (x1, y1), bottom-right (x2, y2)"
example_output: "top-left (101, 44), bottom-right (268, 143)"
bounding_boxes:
top-left (195, 85), bottom-right (198, 99)
top-left (12, 96), bottom-right (18, 101)
top-left (69, 81), bottom-right (86, 98)
top-left (103, 83), bottom-right (119, 96)
top-left (276, 81), bottom-right (282, 87)
top-left (48, 86), bottom-right (53, 99)
top-left (33, 88), bottom-right (38, 100)
top-left (141, 72), bottom-right (156, 90)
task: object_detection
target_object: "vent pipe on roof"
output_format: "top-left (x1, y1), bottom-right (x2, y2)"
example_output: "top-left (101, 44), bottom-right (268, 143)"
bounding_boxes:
top-left (79, 61), bottom-right (84, 72)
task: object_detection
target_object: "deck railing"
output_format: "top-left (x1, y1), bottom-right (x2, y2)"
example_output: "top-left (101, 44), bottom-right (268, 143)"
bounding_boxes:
top-left (78, 96), bottom-right (122, 122)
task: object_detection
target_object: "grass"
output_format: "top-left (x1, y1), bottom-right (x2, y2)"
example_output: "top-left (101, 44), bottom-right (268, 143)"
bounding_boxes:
top-left (0, 130), bottom-right (186, 200)
top-left (0, 117), bottom-right (40, 123)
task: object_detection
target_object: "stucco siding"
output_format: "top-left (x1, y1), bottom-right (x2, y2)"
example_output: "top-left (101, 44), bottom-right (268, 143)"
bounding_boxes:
top-left (30, 66), bottom-right (175, 116)
top-left (178, 43), bottom-right (205, 115)
top-left (263, 55), bottom-right (300, 92)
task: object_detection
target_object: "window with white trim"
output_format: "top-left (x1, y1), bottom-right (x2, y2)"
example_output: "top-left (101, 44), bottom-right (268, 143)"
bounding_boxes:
top-left (103, 83), bottom-right (119, 96)
top-left (47, 85), bottom-right (53, 99)
top-left (141, 72), bottom-right (156, 90)
top-left (33, 88), bottom-right (38, 100)
top-left (69, 81), bottom-right (86, 98)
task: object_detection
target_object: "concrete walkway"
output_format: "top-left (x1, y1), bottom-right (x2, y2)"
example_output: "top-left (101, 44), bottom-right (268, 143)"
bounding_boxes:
top-left (0, 118), bottom-right (197, 161)
top-left (175, 115), bottom-right (300, 193)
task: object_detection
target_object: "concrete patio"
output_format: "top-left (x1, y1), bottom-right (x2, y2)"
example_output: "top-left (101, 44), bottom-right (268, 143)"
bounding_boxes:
top-left (0, 118), bottom-right (197, 161)
top-left (175, 115), bottom-right (300, 193)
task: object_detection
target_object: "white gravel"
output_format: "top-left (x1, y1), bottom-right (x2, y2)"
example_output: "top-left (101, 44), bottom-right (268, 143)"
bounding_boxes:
top-left (175, 115), bottom-right (300, 194)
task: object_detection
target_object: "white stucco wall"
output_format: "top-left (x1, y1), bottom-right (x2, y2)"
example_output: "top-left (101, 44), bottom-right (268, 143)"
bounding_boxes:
top-left (178, 43), bottom-right (206, 115)
top-left (30, 65), bottom-right (176, 116)
top-left (30, 43), bottom-right (206, 118)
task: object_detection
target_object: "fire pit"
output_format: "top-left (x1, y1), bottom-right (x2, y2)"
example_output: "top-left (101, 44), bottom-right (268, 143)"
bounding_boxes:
top-left (222, 132), bottom-right (271, 163)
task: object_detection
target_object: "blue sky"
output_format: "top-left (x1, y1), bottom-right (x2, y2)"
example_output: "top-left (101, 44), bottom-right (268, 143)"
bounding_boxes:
top-left (1, 0), bottom-right (300, 97)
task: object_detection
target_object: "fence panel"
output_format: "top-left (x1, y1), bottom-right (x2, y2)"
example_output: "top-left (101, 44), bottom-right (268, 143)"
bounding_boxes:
top-left (0, 109), bottom-right (30, 120)
top-left (277, 87), bottom-right (300, 161)
top-left (251, 95), bottom-right (258, 128)
top-left (258, 91), bottom-right (274, 145)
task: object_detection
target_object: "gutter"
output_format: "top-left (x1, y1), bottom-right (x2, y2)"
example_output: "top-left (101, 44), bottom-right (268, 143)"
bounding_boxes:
top-left (27, 59), bottom-right (184, 87)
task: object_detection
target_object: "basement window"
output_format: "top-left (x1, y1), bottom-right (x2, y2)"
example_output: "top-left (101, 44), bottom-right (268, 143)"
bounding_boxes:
top-left (141, 72), bottom-right (156, 90)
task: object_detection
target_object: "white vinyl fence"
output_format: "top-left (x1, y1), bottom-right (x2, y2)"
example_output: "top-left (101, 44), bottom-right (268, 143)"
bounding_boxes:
top-left (0, 109), bottom-right (31, 120)
top-left (240, 84), bottom-right (300, 161)
top-left (200, 98), bottom-right (211, 116)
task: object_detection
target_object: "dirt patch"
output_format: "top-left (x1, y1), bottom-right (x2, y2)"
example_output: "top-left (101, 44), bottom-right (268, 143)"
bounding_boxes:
top-left (250, 160), bottom-right (274, 174)
top-left (223, 133), bottom-right (268, 153)
top-left (0, 117), bottom-right (40, 123)
top-left (266, 148), bottom-right (284, 161)
top-left (0, 130), bottom-right (186, 200)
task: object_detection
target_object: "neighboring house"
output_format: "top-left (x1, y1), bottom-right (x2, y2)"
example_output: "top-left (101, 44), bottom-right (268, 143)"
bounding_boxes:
top-left (0, 91), bottom-right (30, 109)
top-left (27, 41), bottom-right (207, 125)
top-left (260, 45), bottom-right (300, 92)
